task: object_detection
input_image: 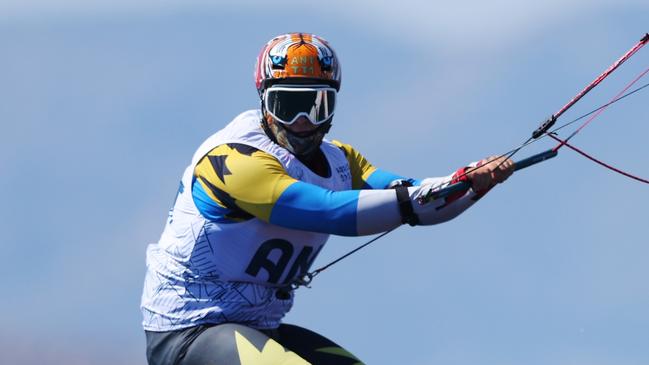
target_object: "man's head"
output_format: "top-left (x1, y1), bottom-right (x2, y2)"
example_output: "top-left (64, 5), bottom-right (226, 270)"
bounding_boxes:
top-left (254, 33), bottom-right (341, 158)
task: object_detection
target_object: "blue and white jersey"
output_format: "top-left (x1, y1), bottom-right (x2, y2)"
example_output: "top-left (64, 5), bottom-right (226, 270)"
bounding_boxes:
top-left (142, 111), bottom-right (356, 331)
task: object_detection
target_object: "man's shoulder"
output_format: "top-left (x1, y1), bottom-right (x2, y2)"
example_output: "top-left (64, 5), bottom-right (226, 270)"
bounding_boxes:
top-left (232, 109), bottom-right (262, 123)
top-left (328, 139), bottom-right (361, 158)
top-left (203, 143), bottom-right (272, 161)
top-left (191, 110), bottom-right (264, 163)
top-left (211, 109), bottom-right (263, 140)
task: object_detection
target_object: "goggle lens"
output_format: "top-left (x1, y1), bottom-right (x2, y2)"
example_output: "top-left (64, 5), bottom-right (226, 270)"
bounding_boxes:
top-left (265, 86), bottom-right (336, 125)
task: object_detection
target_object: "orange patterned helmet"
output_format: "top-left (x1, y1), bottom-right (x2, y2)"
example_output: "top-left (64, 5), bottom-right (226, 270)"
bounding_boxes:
top-left (254, 33), bottom-right (341, 97)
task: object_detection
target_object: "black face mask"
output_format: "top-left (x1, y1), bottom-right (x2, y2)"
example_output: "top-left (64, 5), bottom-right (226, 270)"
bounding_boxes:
top-left (262, 114), bottom-right (332, 159)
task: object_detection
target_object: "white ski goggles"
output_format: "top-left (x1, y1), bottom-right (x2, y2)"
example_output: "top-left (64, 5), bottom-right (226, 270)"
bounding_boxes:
top-left (264, 85), bottom-right (337, 125)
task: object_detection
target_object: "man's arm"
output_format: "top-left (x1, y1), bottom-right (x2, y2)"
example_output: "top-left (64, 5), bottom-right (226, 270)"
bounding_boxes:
top-left (193, 143), bottom-right (511, 237)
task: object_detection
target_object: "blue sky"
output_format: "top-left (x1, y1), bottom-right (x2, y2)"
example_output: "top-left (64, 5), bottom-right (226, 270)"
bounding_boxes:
top-left (1, 1), bottom-right (648, 364)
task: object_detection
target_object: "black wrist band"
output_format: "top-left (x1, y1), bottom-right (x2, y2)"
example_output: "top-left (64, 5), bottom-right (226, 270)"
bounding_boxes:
top-left (395, 185), bottom-right (420, 226)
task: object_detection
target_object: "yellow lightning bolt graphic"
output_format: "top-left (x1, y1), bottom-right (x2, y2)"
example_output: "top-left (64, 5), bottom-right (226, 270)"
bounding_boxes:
top-left (316, 347), bottom-right (364, 365)
top-left (235, 331), bottom-right (311, 365)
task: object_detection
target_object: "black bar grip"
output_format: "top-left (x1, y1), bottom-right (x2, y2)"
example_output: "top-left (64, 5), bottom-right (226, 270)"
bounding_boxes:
top-left (513, 149), bottom-right (558, 170)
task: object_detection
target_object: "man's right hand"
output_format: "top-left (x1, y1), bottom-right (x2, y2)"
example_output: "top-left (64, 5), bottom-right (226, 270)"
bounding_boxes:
top-left (466, 156), bottom-right (515, 193)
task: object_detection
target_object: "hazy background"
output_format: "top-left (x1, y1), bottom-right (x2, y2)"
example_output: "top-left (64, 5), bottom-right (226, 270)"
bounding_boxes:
top-left (1, 1), bottom-right (648, 364)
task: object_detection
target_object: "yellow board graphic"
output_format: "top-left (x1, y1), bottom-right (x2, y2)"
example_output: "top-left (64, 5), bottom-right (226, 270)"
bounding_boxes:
top-left (235, 331), bottom-right (311, 365)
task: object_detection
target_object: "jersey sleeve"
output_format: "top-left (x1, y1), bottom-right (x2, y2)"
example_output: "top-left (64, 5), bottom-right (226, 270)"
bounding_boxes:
top-left (193, 143), bottom-right (295, 223)
top-left (331, 140), bottom-right (419, 189)
top-left (192, 142), bottom-right (478, 237)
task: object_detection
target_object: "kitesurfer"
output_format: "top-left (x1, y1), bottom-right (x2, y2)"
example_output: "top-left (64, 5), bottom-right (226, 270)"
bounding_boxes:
top-left (141, 32), bottom-right (514, 365)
